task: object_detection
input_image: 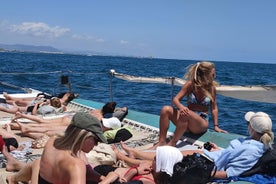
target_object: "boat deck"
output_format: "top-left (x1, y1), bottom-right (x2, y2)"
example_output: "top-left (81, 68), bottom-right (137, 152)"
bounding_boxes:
top-left (0, 98), bottom-right (252, 184)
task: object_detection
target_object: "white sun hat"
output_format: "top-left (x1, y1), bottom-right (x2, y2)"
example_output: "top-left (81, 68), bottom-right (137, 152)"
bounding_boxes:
top-left (244, 111), bottom-right (272, 133)
top-left (102, 117), bottom-right (121, 130)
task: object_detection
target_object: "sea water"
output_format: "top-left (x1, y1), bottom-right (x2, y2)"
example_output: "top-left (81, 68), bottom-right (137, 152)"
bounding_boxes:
top-left (0, 52), bottom-right (275, 136)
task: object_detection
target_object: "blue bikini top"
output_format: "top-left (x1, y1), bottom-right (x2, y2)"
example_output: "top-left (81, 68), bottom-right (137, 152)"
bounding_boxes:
top-left (187, 92), bottom-right (211, 106)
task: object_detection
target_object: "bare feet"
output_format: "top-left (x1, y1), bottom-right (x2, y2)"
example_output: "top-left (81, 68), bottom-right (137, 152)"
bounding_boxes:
top-left (3, 92), bottom-right (11, 100)
top-left (13, 111), bottom-right (23, 120)
top-left (119, 141), bottom-right (135, 158)
top-left (2, 124), bottom-right (12, 132)
top-left (15, 121), bottom-right (29, 134)
top-left (111, 144), bottom-right (125, 161)
top-left (9, 121), bottom-right (20, 130)
top-left (2, 146), bottom-right (25, 172)
top-left (6, 174), bottom-right (17, 184)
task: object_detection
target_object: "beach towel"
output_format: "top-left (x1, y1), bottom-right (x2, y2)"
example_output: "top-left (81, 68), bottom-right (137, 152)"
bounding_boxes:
top-left (86, 143), bottom-right (116, 166)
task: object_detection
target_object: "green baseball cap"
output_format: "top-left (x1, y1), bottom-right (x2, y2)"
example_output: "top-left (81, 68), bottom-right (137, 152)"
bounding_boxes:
top-left (71, 112), bottom-right (107, 143)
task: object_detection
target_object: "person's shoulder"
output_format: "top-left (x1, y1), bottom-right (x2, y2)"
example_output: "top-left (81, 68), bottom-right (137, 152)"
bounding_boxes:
top-left (185, 80), bottom-right (192, 85)
top-left (61, 157), bottom-right (86, 173)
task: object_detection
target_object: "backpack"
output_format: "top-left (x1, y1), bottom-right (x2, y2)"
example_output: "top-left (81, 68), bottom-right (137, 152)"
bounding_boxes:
top-left (241, 143), bottom-right (276, 177)
top-left (171, 153), bottom-right (216, 184)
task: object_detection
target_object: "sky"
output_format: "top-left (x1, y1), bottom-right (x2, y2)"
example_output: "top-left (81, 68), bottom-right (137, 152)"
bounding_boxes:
top-left (1, 1), bottom-right (276, 64)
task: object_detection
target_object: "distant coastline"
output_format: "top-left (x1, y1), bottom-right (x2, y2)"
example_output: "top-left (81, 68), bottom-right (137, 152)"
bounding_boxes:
top-left (0, 43), bottom-right (156, 59)
top-left (0, 43), bottom-right (63, 54)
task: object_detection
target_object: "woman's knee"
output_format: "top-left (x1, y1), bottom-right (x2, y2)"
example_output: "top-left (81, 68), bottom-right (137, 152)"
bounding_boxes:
top-left (160, 105), bottom-right (173, 114)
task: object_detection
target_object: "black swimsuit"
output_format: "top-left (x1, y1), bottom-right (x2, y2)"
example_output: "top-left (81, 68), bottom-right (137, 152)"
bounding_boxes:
top-left (3, 138), bottom-right (18, 152)
top-left (38, 174), bottom-right (52, 184)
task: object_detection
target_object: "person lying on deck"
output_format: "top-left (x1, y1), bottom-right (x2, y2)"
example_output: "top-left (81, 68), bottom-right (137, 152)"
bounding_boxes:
top-left (4, 112), bottom-right (107, 184)
top-left (0, 124), bottom-right (25, 152)
top-left (96, 145), bottom-right (190, 184)
top-left (2, 91), bottom-right (78, 107)
top-left (111, 111), bottom-right (274, 180)
top-left (3, 142), bottom-right (211, 184)
top-left (9, 102), bottom-right (130, 146)
top-left (0, 95), bottom-right (65, 115)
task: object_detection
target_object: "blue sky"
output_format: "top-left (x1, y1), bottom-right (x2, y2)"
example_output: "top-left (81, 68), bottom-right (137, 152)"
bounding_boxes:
top-left (1, 1), bottom-right (276, 63)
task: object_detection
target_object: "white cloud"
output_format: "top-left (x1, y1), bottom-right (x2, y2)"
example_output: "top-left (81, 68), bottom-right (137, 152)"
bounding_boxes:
top-left (72, 34), bottom-right (93, 40)
top-left (9, 22), bottom-right (70, 38)
top-left (96, 38), bottom-right (105, 42)
top-left (72, 34), bottom-right (105, 43)
top-left (120, 40), bottom-right (128, 44)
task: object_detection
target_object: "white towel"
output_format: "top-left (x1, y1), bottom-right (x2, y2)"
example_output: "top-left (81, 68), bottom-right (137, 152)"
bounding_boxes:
top-left (156, 146), bottom-right (183, 176)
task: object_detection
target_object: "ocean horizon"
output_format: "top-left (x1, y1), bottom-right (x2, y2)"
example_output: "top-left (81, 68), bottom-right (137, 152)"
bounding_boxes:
top-left (0, 51), bottom-right (275, 136)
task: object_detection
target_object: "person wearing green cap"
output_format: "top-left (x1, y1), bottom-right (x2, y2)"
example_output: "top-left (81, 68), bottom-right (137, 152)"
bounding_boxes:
top-left (38, 112), bottom-right (107, 184)
top-left (4, 112), bottom-right (107, 184)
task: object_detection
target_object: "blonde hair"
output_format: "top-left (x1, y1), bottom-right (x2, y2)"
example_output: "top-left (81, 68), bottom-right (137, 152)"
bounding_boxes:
top-left (54, 124), bottom-right (94, 157)
top-left (185, 61), bottom-right (218, 101)
top-left (259, 130), bottom-right (274, 149)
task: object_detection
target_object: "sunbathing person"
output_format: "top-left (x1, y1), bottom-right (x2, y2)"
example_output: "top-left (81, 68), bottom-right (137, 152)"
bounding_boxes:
top-left (0, 96), bottom-right (65, 115)
top-left (11, 101), bottom-right (129, 140)
top-left (0, 124), bottom-right (26, 152)
top-left (96, 145), bottom-right (182, 184)
top-left (4, 112), bottom-right (107, 184)
top-left (2, 91), bottom-right (77, 107)
top-left (12, 109), bottom-right (129, 147)
top-left (113, 111), bottom-right (274, 180)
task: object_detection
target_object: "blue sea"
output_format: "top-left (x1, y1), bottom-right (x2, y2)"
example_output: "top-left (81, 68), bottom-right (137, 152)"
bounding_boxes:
top-left (0, 52), bottom-right (275, 136)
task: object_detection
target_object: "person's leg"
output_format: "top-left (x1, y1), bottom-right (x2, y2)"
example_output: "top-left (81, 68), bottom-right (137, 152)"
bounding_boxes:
top-left (0, 106), bottom-right (19, 114)
top-left (185, 111), bottom-right (209, 134)
top-left (6, 162), bottom-right (33, 183)
top-left (151, 106), bottom-right (179, 148)
top-left (14, 112), bottom-right (71, 126)
top-left (0, 125), bottom-right (16, 139)
top-left (119, 142), bottom-right (156, 161)
top-left (167, 110), bottom-right (208, 147)
top-left (167, 114), bottom-right (188, 147)
top-left (2, 146), bottom-right (26, 171)
top-left (30, 158), bottom-right (40, 184)
top-left (17, 122), bottom-right (49, 134)
top-left (99, 167), bottom-right (130, 184)
top-left (113, 144), bottom-right (154, 167)
top-left (13, 111), bottom-right (45, 123)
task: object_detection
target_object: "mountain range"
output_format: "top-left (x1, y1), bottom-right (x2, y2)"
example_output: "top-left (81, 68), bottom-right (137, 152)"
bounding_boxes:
top-left (0, 43), bottom-right (61, 53)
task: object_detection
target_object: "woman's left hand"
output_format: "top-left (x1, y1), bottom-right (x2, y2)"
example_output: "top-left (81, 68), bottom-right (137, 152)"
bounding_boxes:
top-left (137, 161), bottom-right (152, 175)
top-left (214, 126), bottom-right (228, 133)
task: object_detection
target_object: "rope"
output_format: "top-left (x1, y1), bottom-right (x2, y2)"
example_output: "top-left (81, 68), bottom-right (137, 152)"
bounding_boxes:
top-left (0, 71), bottom-right (62, 75)
top-left (0, 81), bottom-right (32, 93)
top-left (70, 72), bottom-right (107, 75)
top-left (74, 85), bottom-right (109, 92)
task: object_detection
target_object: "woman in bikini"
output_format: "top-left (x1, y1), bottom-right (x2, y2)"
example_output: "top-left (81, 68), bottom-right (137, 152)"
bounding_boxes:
top-left (152, 61), bottom-right (227, 149)
top-left (0, 96), bottom-right (64, 115)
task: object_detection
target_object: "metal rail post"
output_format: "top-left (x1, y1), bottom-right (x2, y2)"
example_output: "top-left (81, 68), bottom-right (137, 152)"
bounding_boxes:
top-left (109, 69), bottom-right (115, 102)
top-left (170, 77), bottom-right (175, 106)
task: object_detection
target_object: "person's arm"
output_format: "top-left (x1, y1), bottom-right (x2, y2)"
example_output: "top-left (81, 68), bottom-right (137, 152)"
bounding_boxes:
top-left (31, 102), bottom-right (40, 115)
top-left (211, 88), bottom-right (227, 133)
top-left (122, 161), bottom-right (152, 182)
top-left (213, 170), bottom-right (227, 179)
top-left (173, 81), bottom-right (191, 117)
